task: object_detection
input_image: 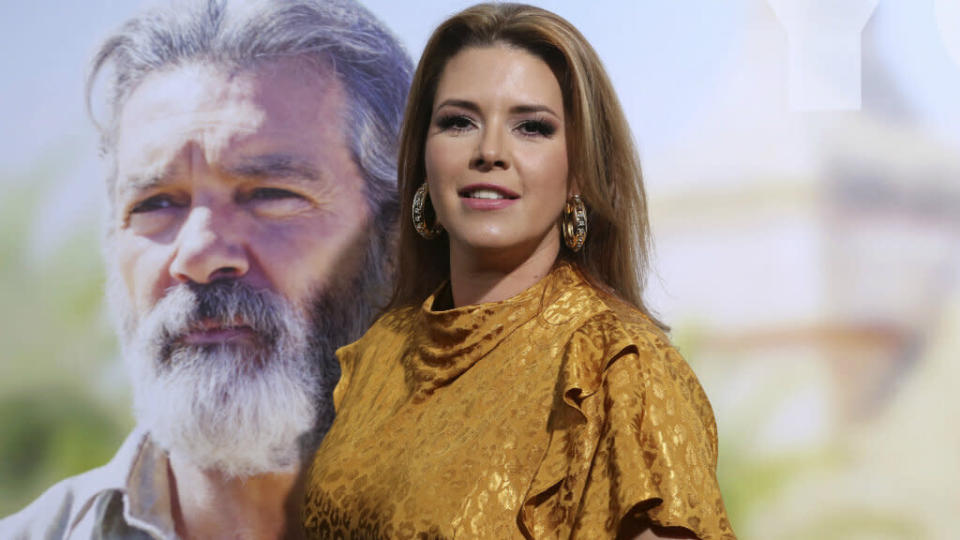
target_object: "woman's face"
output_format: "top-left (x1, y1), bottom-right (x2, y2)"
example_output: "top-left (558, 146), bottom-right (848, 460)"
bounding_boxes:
top-left (425, 44), bottom-right (570, 266)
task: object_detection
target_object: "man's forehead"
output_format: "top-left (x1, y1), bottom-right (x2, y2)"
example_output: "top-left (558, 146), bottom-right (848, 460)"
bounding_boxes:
top-left (114, 58), bottom-right (350, 187)
top-left (124, 63), bottom-right (259, 121)
top-left (116, 66), bottom-right (265, 175)
top-left (118, 59), bottom-right (342, 138)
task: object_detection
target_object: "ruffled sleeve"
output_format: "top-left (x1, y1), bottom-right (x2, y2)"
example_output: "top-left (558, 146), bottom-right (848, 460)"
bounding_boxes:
top-left (519, 311), bottom-right (735, 539)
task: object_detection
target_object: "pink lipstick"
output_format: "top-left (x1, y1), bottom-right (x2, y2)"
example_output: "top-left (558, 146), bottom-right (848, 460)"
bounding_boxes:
top-left (458, 183), bottom-right (519, 210)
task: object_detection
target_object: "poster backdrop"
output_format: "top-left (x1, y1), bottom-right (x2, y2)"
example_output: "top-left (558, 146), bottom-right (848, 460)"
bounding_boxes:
top-left (1, 1), bottom-right (958, 537)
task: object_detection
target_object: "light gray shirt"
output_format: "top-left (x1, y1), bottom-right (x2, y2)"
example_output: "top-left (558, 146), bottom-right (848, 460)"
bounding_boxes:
top-left (0, 428), bottom-right (178, 539)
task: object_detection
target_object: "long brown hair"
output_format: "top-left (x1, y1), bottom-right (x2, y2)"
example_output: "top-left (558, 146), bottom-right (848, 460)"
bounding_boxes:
top-left (388, 2), bottom-right (662, 327)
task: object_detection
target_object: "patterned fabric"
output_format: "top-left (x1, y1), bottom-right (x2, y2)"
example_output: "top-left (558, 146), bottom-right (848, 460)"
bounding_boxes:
top-left (302, 264), bottom-right (735, 539)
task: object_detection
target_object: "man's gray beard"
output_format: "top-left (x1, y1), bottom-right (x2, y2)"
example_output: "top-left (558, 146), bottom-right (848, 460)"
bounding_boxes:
top-left (109, 268), bottom-right (377, 478)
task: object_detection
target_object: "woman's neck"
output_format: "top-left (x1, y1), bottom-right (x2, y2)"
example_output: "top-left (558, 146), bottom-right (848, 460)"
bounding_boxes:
top-left (448, 234), bottom-right (561, 308)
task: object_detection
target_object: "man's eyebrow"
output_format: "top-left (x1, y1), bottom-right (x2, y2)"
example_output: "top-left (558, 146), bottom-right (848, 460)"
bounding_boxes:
top-left (434, 99), bottom-right (560, 118)
top-left (116, 154), bottom-right (323, 200)
top-left (118, 166), bottom-right (179, 199)
top-left (226, 154), bottom-right (321, 181)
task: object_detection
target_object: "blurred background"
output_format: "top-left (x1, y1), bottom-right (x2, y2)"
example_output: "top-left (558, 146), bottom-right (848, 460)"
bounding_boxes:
top-left (1, 1), bottom-right (957, 538)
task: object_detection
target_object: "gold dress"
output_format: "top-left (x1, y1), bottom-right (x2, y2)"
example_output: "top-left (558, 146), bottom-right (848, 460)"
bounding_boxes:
top-left (302, 264), bottom-right (735, 539)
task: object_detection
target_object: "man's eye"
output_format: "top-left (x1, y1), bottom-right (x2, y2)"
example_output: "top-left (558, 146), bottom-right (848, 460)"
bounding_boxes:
top-left (244, 188), bottom-right (312, 216)
top-left (249, 188), bottom-right (302, 201)
top-left (131, 194), bottom-right (180, 214)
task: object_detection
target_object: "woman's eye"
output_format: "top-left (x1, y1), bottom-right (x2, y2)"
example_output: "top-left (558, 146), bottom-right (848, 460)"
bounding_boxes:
top-left (516, 119), bottom-right (556, 137)
top-left (131, 194), bottom-right (180, 214)
top-left (436, 114), bottom-right (474, 132)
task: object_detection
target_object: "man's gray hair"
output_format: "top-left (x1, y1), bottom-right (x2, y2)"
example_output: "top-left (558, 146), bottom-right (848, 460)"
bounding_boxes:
top-left (88, 0), bottom-right (412, 247)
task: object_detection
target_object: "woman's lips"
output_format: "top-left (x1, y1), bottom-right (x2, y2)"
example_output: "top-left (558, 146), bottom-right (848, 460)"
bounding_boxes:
top-left (458, 183), bottom-right (519, 210)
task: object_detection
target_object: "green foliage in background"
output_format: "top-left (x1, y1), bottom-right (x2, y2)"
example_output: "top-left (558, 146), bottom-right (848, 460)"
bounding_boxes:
top-left (0, 388), bottom-right (128, 512)
top-left (0, 147), bottom-right (132, 516)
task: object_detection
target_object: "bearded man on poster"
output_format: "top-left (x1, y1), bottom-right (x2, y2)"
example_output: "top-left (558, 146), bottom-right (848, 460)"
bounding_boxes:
top-left (0, 0), bottom-right (411, 537)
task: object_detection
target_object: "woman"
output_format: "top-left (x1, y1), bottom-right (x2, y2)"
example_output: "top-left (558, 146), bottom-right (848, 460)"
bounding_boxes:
top-left (302, 3), bottom-right (734, 539)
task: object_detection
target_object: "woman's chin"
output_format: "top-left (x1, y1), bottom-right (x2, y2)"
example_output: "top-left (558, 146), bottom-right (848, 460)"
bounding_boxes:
top-left (448, 232), bottom-right (561, 269)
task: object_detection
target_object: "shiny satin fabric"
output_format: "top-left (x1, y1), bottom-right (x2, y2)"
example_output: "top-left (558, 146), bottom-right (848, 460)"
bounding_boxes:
top-left (302, 264), bottom-right (735, 539)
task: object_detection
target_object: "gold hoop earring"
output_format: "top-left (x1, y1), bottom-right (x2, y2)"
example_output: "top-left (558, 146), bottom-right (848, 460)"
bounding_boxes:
top-left (412, 183), bottom-right (443, 239)
top-left (562, 194), bottom-right (587, 252)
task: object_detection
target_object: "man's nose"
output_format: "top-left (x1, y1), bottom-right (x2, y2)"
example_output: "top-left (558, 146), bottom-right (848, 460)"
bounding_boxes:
top-left (168, 205), bottom-right (250, 284)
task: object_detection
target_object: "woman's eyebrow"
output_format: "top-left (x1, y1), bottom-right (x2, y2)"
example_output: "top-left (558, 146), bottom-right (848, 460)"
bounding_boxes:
top-left (434, 98), bottom-right (480, 114)
top-left (434, 99), bottom-right (559, 119)
top-left (509, 104), bottom-right (559, 117)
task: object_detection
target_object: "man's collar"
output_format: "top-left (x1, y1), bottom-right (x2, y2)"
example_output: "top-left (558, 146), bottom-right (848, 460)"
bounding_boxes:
top-left (66, 427), bottom-right (177, 539)
top-left (122, 431), bottom-right (178, 539)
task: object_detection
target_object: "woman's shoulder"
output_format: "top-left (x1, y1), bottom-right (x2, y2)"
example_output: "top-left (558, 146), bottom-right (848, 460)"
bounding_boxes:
top-left (591, 297), bottom-right (697, 383)
top-left (561, 285), bottom-right (718, 437)
top-left (561, 282), bottom-right (675, 370)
